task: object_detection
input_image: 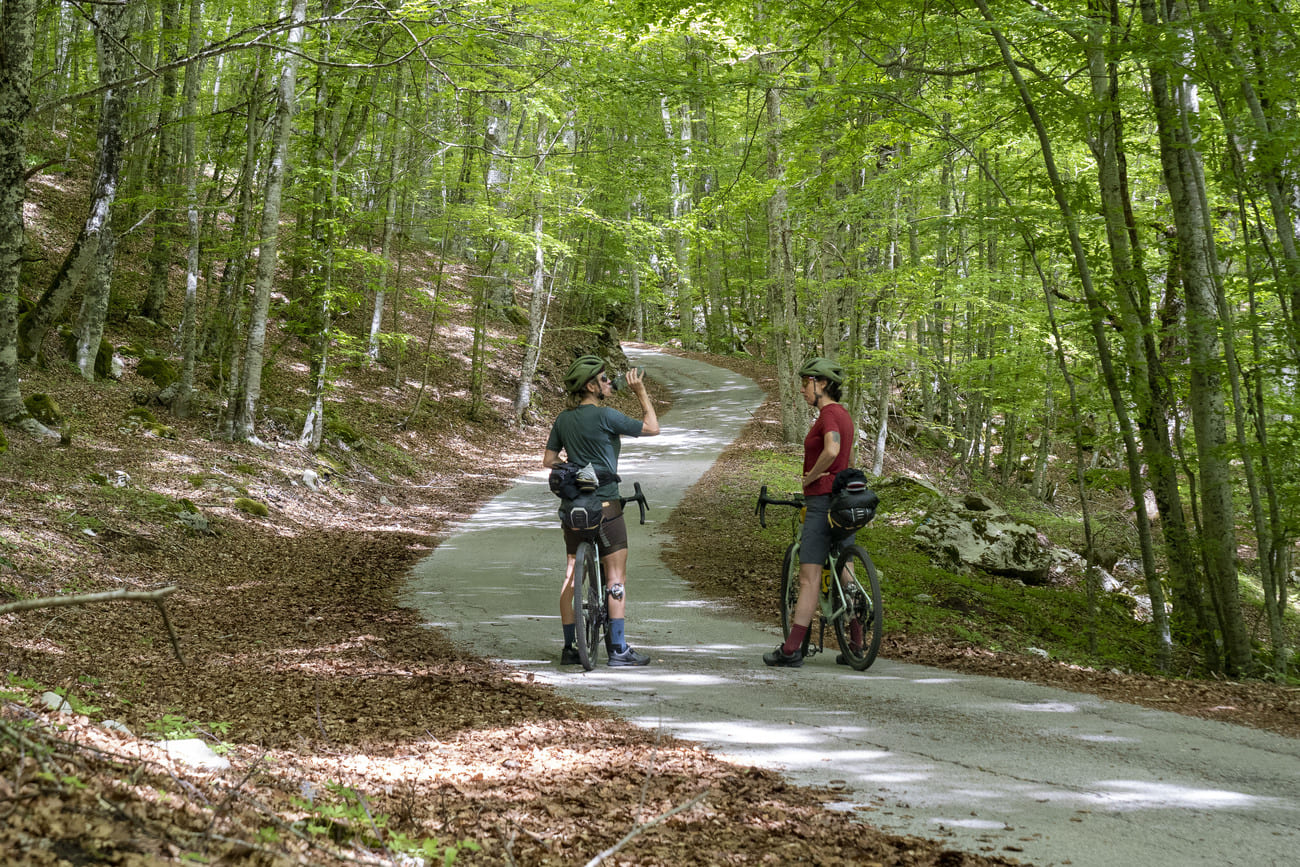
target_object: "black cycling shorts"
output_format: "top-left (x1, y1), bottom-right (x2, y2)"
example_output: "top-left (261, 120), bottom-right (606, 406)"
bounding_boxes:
top-left (564, 500), bottom-right (628, 557)
top-left (799, 494), bottom-right (855, 566)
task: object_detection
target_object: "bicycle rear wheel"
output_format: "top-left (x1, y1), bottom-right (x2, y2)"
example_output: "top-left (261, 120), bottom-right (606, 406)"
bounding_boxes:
top-left (572, 541), bottom-right (601, 671)
top-left (832, 544), bottom-right (883, 671)
top-left (778, 541), bottom-right (800, 639)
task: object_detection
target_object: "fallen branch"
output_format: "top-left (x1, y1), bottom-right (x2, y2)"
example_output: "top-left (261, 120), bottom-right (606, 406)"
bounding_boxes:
top-left (0, 587), bottom-right (184, 662)
top-left (583, 789), bottom-right (708, 867)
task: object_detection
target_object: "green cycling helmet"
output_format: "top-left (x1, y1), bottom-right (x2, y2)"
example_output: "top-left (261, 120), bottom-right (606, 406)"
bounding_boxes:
top-left (564, 354), bottom-right (607, 393)
top-left (799, 356), bottom-right (844, 384)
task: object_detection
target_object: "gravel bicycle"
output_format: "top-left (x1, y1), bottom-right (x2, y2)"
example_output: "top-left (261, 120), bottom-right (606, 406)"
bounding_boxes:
top-left (572, 483), bottom-right (649, 671)
top-left (755, 486), bottom-right (883, 670)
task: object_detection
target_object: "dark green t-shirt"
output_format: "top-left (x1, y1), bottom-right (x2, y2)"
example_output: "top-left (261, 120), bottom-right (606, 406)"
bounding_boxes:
top-left (546, 404), bottom-right (645, 498)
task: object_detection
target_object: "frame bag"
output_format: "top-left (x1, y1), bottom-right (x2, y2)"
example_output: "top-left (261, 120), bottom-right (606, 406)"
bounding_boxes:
top-left (828, 468), bottom-right (878, 536)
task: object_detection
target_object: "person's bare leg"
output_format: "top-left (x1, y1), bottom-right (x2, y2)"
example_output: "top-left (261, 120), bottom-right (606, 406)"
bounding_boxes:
top-left (792, 562), bottom-right (821, 627)
top-left (559, 554), bottom-right (576, 624)
top-left (601, 548), bottom-right (629, 620)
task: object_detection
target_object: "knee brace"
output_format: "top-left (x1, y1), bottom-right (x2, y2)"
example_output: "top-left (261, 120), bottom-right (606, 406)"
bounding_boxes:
top-left (607, 583), bottom-right (625, 601)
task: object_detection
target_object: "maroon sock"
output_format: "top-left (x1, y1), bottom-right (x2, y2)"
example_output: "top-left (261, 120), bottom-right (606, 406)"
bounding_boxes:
top-left (782, 624), bottom-right (808, 655)
top-left (851, 620), bottom-right (863, 649)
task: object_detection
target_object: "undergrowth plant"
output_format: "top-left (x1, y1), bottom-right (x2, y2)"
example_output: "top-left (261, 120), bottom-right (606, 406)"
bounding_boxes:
top-left (291, 781), bottom-right (481, 865)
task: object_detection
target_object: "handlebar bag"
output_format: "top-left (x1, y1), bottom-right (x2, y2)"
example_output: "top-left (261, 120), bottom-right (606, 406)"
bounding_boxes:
top-left (828, 468), bottom-right (879, 535)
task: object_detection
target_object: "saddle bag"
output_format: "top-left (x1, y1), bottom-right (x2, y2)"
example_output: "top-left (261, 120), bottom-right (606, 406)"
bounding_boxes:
top-left (827, 468), bottom-right (878, 536)
top-left (558, 491), bottom-right (604, 537)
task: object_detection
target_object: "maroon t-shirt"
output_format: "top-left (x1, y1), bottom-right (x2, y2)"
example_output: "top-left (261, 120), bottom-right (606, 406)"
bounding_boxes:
top-left (803, 402), bottom-right (854, 496)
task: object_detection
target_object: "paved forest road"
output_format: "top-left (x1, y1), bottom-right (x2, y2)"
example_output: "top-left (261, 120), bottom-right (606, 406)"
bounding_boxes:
top-left (404, 351), bottom-right (1299, 867)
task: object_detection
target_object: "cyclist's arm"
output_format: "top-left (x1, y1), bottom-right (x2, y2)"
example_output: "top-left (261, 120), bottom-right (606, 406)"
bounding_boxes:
top-left (802, 430), bottom-right (840, 490)
top-left (627, 368), bottom-right (660, 436)
top-left (543, 448), bottom-right (562, 468)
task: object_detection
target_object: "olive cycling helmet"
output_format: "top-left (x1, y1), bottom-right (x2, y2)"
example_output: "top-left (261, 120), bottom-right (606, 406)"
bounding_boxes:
top-left (564, 354), bottom-right (607, 393)
top-left (799, 356), bottom-right (845, 384)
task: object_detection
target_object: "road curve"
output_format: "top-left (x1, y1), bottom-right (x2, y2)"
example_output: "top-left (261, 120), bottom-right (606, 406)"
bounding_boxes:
top-left (403, 350), bottom-right (1300, 867)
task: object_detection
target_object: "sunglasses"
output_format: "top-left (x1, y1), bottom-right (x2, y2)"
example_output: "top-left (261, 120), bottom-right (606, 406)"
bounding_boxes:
top-left (598, 374), bottom-right (611, 383)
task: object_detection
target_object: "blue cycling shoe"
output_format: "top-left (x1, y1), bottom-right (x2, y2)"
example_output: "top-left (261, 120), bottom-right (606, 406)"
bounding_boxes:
top-left (608, 645), bottom-right (650, 667)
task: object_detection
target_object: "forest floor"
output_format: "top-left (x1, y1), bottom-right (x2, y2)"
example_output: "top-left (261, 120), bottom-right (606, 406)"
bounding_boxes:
top-left (2, 345), bottom-right (1298, 867)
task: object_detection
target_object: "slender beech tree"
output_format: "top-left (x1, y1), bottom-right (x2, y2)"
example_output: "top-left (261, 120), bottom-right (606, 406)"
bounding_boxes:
top-left (231, 0), bottom-right (306, 442)
top-left (72, 0), bottom-right (133, 382)
top-left (513, 110), bottom-right (556, 424)
top-left (0, 0), bottom-right (50, 435)
top-left (18, 2), bottom-right (130, 364)
top-left (1138, 0), bottom-right (1251, 674)
top-left (173, 0), bottom-right (204, 418)
top-left (139, 0), bottom-right (181, 323)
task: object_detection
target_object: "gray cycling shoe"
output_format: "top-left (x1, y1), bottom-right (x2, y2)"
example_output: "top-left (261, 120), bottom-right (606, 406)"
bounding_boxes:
top-left (763, 645), bottom-right (804, 667)
top-left (560, 646), bottom-right (581, 665)
top-left (607, 645), bottom-right (651, 667)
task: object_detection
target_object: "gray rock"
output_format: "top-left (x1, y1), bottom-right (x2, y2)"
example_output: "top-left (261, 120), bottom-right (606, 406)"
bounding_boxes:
top-left (41, 692), bottom-right (73, 714)
top-left (912, 496), bottom-right (1053, 583)
top-left (177, 511), bottom-right (212, 534)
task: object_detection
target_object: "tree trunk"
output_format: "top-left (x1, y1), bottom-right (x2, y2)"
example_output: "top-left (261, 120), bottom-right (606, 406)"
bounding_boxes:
top-left (760, 56), bottom-right (802, 443)
top-left (173, 0), bottom-right (205, 419)
top-left (368, 77), bottom-right (404, 363)
top-left (231, 0), bottom-right (305, 442)
top-left (0, 0), bottom-right (48, 432)
top-left (139, 0), bottom-right (181, 323)
top-left (513, 113), bottom-right (553, 424)
top-left (18, 3), bottom-right (135, 368)
top-left (1082, 0), bottom-right (1186, 664)
top-left (1139, 0), bottom-right (1252, 675)
top-left (975, 0), bottom-right (1175, 665)
top-left (209, 59), bottom-right (264, 422)
top-left (299, 24), bottom-right (339, 454)
top-left (73, 0), bottom-right (132, 382)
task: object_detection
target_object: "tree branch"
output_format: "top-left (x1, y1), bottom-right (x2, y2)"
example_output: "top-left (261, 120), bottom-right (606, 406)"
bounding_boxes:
top-left (0, 587), bottom-right (184, 662)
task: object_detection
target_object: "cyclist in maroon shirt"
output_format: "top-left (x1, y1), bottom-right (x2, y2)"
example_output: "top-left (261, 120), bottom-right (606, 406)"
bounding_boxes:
top-left (764, 357), bottom-right (854, 667)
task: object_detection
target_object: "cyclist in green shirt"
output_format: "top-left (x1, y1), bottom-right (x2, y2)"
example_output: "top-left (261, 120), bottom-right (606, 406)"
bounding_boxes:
top-left (544, 355), bottom-right (659, 666)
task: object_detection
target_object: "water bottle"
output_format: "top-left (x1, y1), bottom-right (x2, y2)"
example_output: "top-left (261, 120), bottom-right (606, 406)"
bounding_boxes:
top-left (611, 367), bottom-right (645, 392)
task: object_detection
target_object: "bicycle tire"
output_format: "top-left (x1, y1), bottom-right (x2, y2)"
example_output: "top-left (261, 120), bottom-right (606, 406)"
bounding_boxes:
top-left (572, 541), bottom-right (601, 671)
top-left (778, 541), bottom-right (800, 639)
top-left (832, 544), bottom-right (883, 671)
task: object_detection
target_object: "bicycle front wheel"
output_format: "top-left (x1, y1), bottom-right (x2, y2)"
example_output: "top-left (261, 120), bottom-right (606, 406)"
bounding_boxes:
top-left (778, 541), bottom-right (801, 640)
top-left (572, 541), bottom-right (601, 671)
top-left (832, 544), bottom-right (883, 671)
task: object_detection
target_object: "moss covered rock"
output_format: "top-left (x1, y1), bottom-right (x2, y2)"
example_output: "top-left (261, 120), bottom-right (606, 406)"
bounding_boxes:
top-left (137, 355), bottom-right (177, 389)
top-left (94, 340), bottom-right (113, 379)
top-left (124, 407), bottom-right (158, 425)
top-left (233, 497), bottom-right (269, 517)
top-left (24, 394), bottom-right (64, 427)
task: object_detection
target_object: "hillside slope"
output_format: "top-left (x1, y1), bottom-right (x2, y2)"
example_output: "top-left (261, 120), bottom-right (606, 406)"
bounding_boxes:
top-left (2, 321), bottom-right (1022, 863)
